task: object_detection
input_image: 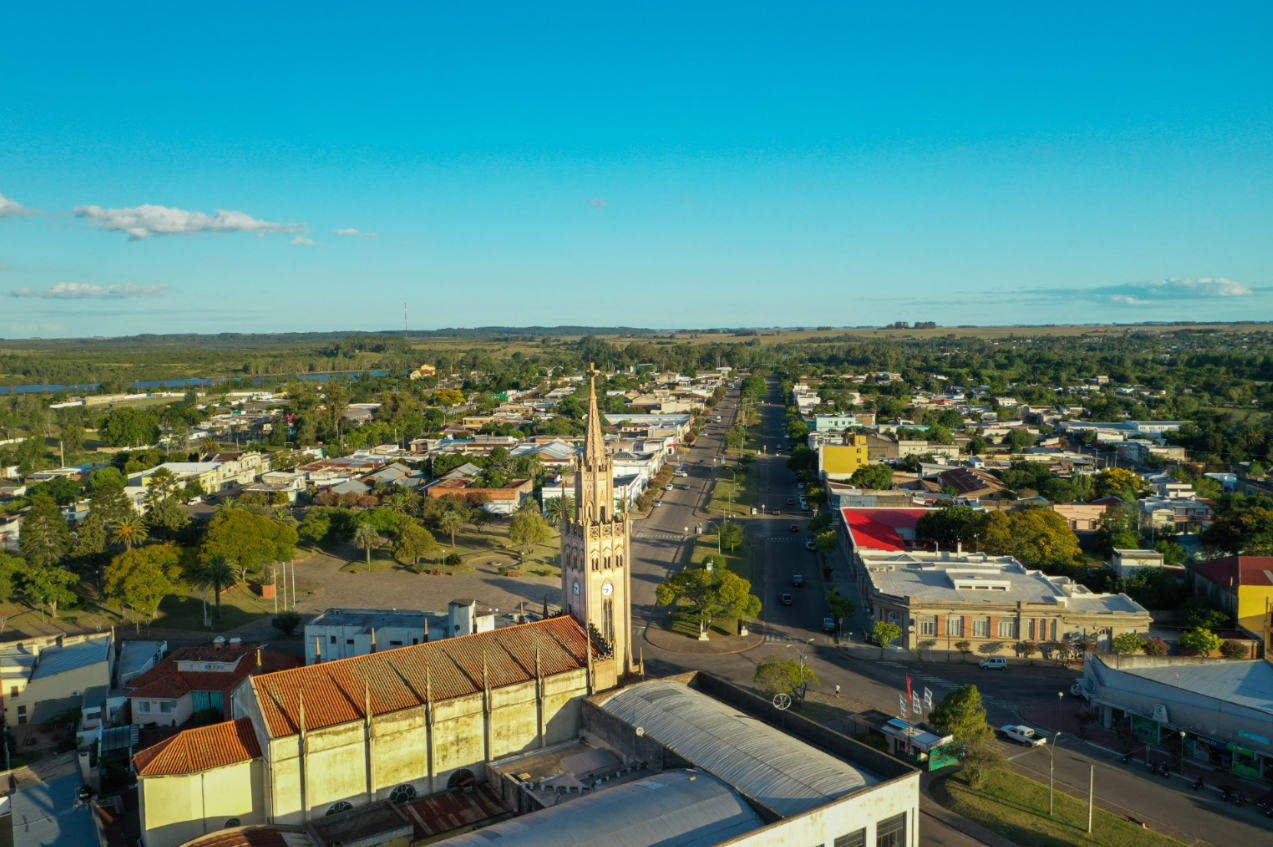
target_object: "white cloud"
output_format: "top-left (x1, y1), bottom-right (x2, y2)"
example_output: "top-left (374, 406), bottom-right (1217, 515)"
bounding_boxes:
top-left (0, 192), bottom-right (33, 218)
top-left (587, 198), bottom-right (608, 209)
top-left (335, 228), bottom-right (378, 238)
top-left (1089, 277), bottom-right (1254, 304)
top-left (291, 236), bottom-right (315, 246)
top-left (73, 203), bottom-right (301, 240)
top-left (10, 281), bottom-right (170, 299)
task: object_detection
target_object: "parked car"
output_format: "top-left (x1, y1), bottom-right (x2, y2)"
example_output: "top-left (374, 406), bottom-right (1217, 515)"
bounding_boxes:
top-left (652, 498), bottom-right (663, 507)
top-left (791, 574), bottom-right (803, 587)
top-left (665, 484), bottom-right (674, 491)
top-left (800, 500), bottom-right (810, 511)
top-left (788, 523), bottom-right (798, 533)
top-left (797, 482), bottom-right (805, 490)
top-left (804, 540), bottom-right (816, 551)
top-left (1000, 725), bottom-right (1047, 747)
top-left (773, 509), bottom-right (782, 515)
top-left (823, 617), bottom-right (837, 633)
top-left (787, 497), bottom-right (796, 505)
top-left (677, 484), bottom-right (690, 490)
top-left (675, 469), bottom-right (689, 477)
top-left (780, 593), bottom-right (794, 605)
top-left (980, 656), bottom-right (1008, 670)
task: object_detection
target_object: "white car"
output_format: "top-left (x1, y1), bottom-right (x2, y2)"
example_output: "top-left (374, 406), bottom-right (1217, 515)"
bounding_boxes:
top-left (652, 498), bottom-right (663, 507)
top-left (980, 656), bottom-right (1008, 670)
top-left (1000, 725), bottom-right (1047, 747)
top-left (665, 484), bottom-right (674, 491)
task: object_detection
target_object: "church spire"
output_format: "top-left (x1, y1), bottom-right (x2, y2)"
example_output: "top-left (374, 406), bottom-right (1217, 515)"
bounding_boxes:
top-left (584, 363), bottom-right (606, 469)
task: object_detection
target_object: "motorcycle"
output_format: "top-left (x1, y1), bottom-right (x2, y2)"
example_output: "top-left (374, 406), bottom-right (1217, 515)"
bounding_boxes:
top-left (1222, 786), bottom-right (1233, 801)
top-left (1191, 777), bottom-right (1204, 791)
top-left (1233, 792), bottom-right (1245, 807)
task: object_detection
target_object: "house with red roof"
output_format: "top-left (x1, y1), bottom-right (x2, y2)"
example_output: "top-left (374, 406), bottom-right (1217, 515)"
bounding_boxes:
top-left (126, 638), bottom-right (299, 727)
top-left (1187, 556), bottom-right (1273, 639)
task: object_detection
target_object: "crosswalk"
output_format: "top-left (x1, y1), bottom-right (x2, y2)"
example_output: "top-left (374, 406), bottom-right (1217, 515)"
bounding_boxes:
top-left (634, 530), bottom-right (689, 542)
top-left (763, 536), bottom-right (806, 543)
top-left (764, 631), bottom-right (806, 644)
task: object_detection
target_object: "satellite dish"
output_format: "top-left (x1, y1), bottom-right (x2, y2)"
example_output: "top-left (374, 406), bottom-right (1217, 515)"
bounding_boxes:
top-left (773, 693), bottom-right (792, 711)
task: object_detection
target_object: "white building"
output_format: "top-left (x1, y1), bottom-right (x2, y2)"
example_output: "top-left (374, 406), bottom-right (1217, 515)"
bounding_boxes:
top-left (303, 602), bottom-right (499, 665)
top-left (1107, 549), bottom-right (1165, 578)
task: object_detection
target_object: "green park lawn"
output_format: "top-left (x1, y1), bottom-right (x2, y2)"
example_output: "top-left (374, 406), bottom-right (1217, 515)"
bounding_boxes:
top-left (932, 767), bottom-right (1186, 847)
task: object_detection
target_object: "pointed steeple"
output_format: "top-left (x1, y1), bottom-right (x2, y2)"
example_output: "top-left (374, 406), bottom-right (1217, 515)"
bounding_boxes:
top-left (584, 363), bottom-right (606, 469)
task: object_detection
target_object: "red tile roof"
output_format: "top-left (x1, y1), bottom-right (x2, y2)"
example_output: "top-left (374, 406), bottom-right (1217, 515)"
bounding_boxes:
top-left (133, 717), bottom-right (261, 776)
top-left (128, 645), bottom-right (300, 701)
top-left (252, 616), bottom-right (593, 739)
top-left (842, 508), bottom-right (931, 552)
top-left (180, 830), bottom-right (303, 847)
top-left (1190, 556), bottom-right (1273, 590)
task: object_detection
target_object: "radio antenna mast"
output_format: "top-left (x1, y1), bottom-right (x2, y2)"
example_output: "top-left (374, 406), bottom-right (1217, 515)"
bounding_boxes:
top-left (404, 302), bottom-right (409, 339)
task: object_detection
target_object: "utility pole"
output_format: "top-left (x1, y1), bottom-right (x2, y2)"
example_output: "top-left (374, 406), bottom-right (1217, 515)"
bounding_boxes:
top-left (1087, 765), bottom-right (1094, 834)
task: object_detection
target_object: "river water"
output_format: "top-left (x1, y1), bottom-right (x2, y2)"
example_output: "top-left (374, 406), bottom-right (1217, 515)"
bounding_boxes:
top-left (0, 370), bottom-right (393, 396)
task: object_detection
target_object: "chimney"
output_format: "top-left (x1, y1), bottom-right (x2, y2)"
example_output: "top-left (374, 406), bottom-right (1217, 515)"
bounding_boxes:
top-left (370, 628), bottom-right (377, 654)
top-left (213, 636), bottom-right (226, 651)
top-left (256, 648), bottom-right (262, 669)
top-left (229, 637), bottom-right (242, 648)
top-left (423, 618), bottom-right (430, 644)
top-left (314, 636), bottom-right (322, 664)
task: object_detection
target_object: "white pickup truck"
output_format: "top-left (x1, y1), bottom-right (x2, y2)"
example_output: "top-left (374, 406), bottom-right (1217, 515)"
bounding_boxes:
top-left (1000, 725), bottom-right (1047, 747)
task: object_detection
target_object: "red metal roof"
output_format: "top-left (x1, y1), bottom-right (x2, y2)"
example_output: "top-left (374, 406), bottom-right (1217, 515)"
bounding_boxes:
top-left (1190, 556), bottom-right (1273, 590)
top-left (128, 645), bottom-right (300, 701)
top-left (133, 717), bottom-right (261, 776)
top-left (403, 783), bottom-right (510, 838)
top-left (841, 508), bottom-right (931, 552)
top-left (252, 616), bottom-right (593, 738)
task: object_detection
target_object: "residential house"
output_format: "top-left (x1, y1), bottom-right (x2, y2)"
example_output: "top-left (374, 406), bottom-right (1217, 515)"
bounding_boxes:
top-left (425, 477), bottom-right (534, 515)
top-left (304, 602), bottom-right (501, 664)
top-left (1108, 549), bottom-right (1165, 579)
top-left (1187, 557), bottom-right (1273, 639)
top-left (1052, 503), bottom-right (1108, 533)
top-left (935, 467), bottom-right (1007, 501)
top-left (127, 638), bottom-right (299, 727)
top-left (2, 632), bottom-right (114, 727)
top-left (1138, 496), bottom-right (1215, 530)
top-left (856, 550), bottom-right (1151, 655)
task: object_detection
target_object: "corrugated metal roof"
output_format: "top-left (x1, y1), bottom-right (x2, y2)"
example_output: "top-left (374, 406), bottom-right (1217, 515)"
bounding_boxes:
top-left (1120, 660), bottom-right (1273, 715)
top-left (252, 616), bottom-right (591, 738)
top-left (600, 682), bottom-right (877, 818)
top-left (12, 760), bottom-right (97, 847)
top-left (30, 635), bottom-right (110, 681)
top-left (443, 770), bottom-right (760, 847)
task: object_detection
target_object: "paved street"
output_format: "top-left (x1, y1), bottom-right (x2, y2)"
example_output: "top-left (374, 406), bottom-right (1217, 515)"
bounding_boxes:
top-left (628, 378), bottom-right (1273, 846)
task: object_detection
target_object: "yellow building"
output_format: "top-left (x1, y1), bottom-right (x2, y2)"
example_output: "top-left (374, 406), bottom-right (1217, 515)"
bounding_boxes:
top-left (1, 632), bottom-right (113, 727)
top-left (818, 434), bottom-right (869, 481)
top-left (1188, 556), bottom-right (1273, 638)
top-left (409, 364), bottom-right (437, 380)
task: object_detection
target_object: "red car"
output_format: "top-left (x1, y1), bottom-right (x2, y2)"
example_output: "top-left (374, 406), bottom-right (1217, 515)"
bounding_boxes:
top-left (789, 523), bottom-right (798, 533)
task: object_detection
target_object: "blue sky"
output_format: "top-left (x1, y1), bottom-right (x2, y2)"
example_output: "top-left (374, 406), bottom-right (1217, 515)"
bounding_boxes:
top-left (1, 2), bottom-right (1270, 337)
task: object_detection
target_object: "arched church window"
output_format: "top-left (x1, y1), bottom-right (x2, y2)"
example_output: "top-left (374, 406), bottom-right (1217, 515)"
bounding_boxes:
top-left (591, 555), bottom-right (599, 571)
top-left (325, 801), bottom-right (353, 816)
top-left (604, 553), bottom-right (611, 569)
top-left (390, 784), bottom-right (417, 804)
top-left (616, 554), bottom-right (623, 568)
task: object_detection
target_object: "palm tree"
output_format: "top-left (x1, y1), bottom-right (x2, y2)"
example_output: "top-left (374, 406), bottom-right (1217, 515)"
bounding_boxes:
top-left (200, 438), bottom-right (219, 458)
top-left (436, 510), bottom-right (463, 548)
top-left (353, 522), bottom-right (381, 566)
top-left (112, 513), bottom-right (149, 550)
top-left (385, 492), bottom-right (414, 516)
top-left (544, 496), bottom-right (576, 525)
top-left (215, 496), bottom-right (239, 513)
top-left (188, 555), bottom-right (236, 621)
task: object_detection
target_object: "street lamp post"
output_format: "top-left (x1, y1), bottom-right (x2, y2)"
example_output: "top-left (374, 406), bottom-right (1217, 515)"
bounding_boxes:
top-left (1178, 730), bottom-right (1187, 772)
top-left (1057, 691), bottom-right (1064, 730)
top-left (785, 638), bottom-right (815, 703)
top-left (1047, 732), bottom-right (1063, 815)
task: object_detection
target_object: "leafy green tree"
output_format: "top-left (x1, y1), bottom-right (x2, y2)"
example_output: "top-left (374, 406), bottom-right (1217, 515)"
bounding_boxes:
top-left (717, 521), bottom-right (744, 551)
top-left (916, 504), bottom-right (986, 551)
top-left (27, 476), bottom-right (81, 506)
top-left (754, 657), bottom-right (820, 702)
top-left (144, 470), bottom-right (189, 540)
top-left (298, 510), bottom-right (332, 547)
top-left (807, 514), bottom-right (832, 534)
top-left (1179, 627), bottom-right (1222, 657)
top-left (186, 554), bottom-right (236, 621)
top-left (725, 425), bottom-right (745, 449)
top-left (21, 563), bottom-right (78, 620)
top-left (1178, 596), bottom-right (1230, 630)
top-left (1111, 632), bottom-right (1145, 655)
top-left (928, 684), bottom-right (1002, 786)
top-left (101, 407), bottom-right (161, 448)
top-left (849, 464), bottom-right (894, 490)
top-left (1201, 503), bottom-right (1273, 555)
top-left (201, 509), bottom-right (298, 582)
top-left (60, 422), bottom-right (85, 456)
top-left (1142, 637), bottom-right (1169, 657)
top-left (353, 522), bottom-right (382, 566)
top-left (103, 543), bottom-right (182, 623)
top-left (814, 531), bottom-right (837, 554)
top-left (19, 494), bottom-right (71, 571)
top-left (981, 509), bottom-right (1080, 573)
top-left (827, 586), bottom-right (855, 620)
top-left (392, 521), bottom-right (439, 566)
top-left (805, 486), bottom-right (827, 509)
top-left (0, 552), bottom-right (23, 602)
top-left (509, 510), bottom-right (552, 554)
top-left (88, 469), bottom-right (133, 528)
top-left (872, 620), bottom-right (903, 655)
top-left (656, 568), bottom-right (759, 638)
top-left (71, 512), bottom-right (109, 566)
top-left (272, 610), bottom-right (302, 635)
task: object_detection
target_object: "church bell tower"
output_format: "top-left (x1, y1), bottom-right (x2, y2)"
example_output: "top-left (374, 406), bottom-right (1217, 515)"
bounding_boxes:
top-left (560, 366), bottom-right (632, 680)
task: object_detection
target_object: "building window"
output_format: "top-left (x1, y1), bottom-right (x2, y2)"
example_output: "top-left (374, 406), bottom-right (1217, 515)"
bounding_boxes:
top-left (835, 830), bottom-right (866, 847)
top-left (346, 639), bottom-right (354, 645)
top-left (919, 616), bottom-right (936, 636)
top-left (160, 701), bottom-right (173, 714)
top-left (224, 818), bottom-right (241, 828)
top-left (946, 617), bottom-right (964, 637)
top-left (8, 686), bottom-right (17, 699)
top-left (16, 705), bottom-right (26, 725)
top-left (1050, 620), bottom-right (1058, 642)
top-left (1028, 619), bottom-right (1036, 640)
top-left (330, 636), bottom-right (336, 645)
top-left (998, 619), bottom-right (1018, 639)
top-left (389, 640), bottom-right (402, 647)
top-left (139, 701), bottom-right (151, 714)
top-left (326, 801), bottom-right (353, 816)
top-left (972, 618), bottom-right (990, 638)
top-left (389, 784), bottom-right (417, 804)
top-left (876, 813), bottom-right (906, 847)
